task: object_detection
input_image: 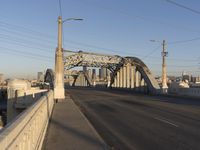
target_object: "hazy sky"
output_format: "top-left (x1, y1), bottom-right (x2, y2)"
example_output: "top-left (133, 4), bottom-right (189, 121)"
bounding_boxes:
top-left (0, 0), bottom-right (200, 79)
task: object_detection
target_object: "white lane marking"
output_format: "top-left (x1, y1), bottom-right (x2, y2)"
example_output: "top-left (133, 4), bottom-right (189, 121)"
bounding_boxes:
top-left (154, 117), bottom-right (179, 127)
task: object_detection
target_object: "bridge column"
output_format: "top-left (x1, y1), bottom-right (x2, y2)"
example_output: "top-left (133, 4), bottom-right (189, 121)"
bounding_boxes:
top-left (123, 66), bottom-right (127, 88)
top-left (120, 68), bottom-right (123, 88)
top-left (117, 71), bottom-right (120, 88)
top-left (81, 75), bottom-right (84, 86)
top-left (84, 77), bottom-right (86, 86)
top-left (141, 78), bottom-right (145, 92)
top-left (131, 65), bottom-right (135, 89)
top-left (135, 70), bottom-right (139, 90)
top-left (54, 16), bottom-right (65, 100)
top-left (126, 63), bottom-right (131, 88)
top-left (113, 77), bottom-right (117, 87)
top-left (107, 73), bottom-right (111, 87)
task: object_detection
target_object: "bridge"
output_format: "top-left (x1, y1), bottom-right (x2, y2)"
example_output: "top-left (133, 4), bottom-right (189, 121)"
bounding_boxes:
top-left (0, 16), bottom-right (200, 150)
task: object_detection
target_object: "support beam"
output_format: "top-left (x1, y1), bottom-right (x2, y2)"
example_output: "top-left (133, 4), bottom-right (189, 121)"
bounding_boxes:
top-left (119, 68), bottom-right (123, 88)
top-left (117, 71), bottom-right (120, 88)
top-left (113, 77), bottom-right (117, 87)
top-left (126, 63), bottom-right (131, 88)
top-left (123, 66), bottom-right (127, 88)
top-left (131, 65), bottom-right (135, 89)
top-left (135, 70), bottom-right (139, 88)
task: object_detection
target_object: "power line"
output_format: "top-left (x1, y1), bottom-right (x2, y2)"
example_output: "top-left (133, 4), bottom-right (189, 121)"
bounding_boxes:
top-left (0, 46), bottom-right (53, 60)
top-left (76, 0), bottom-right (200, 33)
top-left (0, 51), bottom-right (52, 63)
top-left (59, 0), bottom-right (63, 17)
top-left (166, 0), bottom-right (200, 15)
top-left (0, 25), bottom-right (55, 43)
top-left (0, 38), bottom-right (53, 53)
top-left (0, 19), bottom-right (198, 62)
top-left (0, 21), bottom-right (56, 40)
top-left (142, 45), bottom-right (161, 59)
top-left (169, 37), bottom-right (200, 44)
top-left (0, 33), bottom-right (53, 49)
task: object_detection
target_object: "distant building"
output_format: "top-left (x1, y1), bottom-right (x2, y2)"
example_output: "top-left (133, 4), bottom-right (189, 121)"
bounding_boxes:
top-left (99, 68), bottom-right (102, 79)
top-left (0, 74), bottom-right (4, 85)
top-left (37, 72), bottom-right (44, 82)
top-left (83, 66), bottom-right (87, 73)
top-left (87, 69), bottom-right (92, 79)
top-left (101, 67), bottom-right (107, 80)
top-left (92, 69), bottom-right (96, 80)
top-left (182, 71), bottom-right (191, 82)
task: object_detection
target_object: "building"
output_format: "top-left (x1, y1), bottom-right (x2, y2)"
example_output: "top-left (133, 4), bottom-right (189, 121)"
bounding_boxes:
top-left (83, 66), bottom-right (87, 73)
top-left (92, 69), bottom-right (96, 80)
top-left (101, 67), bottom-right (107, 80)
top-left (0, 74), bottom-right (4, 85)
top-left (37, 72), bottom-right (44, 82)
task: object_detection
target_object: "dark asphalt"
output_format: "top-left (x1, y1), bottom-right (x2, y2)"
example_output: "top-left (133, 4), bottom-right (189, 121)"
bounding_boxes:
top-left (67, 87), bottom-right (200, 150)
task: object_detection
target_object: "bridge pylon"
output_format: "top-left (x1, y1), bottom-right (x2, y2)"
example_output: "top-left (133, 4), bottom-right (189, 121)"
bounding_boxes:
top-left (54, 16), bottom-right (65, 100)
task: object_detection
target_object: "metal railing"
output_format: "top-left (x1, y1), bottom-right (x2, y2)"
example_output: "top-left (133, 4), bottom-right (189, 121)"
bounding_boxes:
top-left (0, 90), bottom-right (54, 150)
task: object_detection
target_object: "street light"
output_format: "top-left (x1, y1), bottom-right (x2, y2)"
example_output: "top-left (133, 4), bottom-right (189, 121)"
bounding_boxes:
top-left (54, 16), bottom-right (83, 100)
top-left (63, 18), bottom-right (83, 23)
top-left (150, 40), bottom-right (168, 94)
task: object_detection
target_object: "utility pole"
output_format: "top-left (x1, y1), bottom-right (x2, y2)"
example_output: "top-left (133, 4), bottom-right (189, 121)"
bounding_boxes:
top-left (54, 16), bottom-right (65, 100)
top-left (161, 40), bottom-right (168, 94)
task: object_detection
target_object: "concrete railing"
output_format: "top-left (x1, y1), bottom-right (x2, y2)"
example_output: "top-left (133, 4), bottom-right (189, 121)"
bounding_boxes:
top-left (0, 90), bottom-right (54, 150)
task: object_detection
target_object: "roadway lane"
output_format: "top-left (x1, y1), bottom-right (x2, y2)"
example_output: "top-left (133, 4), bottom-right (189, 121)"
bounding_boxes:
top-left (67, 88), bottom-right (200, 150)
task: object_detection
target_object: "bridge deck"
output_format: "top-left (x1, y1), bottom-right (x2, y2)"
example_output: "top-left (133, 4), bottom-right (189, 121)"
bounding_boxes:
top-left (67, 87), bottom-right (200, 150)
top-left (42, 94), bottom-right (106, 150)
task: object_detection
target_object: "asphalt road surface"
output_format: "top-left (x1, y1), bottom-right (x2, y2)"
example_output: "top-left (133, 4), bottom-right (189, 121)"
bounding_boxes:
top-left (67, 87), bottom-right (200, 150)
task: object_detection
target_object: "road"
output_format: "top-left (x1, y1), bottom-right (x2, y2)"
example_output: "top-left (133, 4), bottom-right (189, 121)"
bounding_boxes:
top-left (67, 87), bottom-right (200, 150)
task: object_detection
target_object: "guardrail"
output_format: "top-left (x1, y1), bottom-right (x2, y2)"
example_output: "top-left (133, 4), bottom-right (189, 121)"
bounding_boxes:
top-left (0, 90), bottom-right (54, 150)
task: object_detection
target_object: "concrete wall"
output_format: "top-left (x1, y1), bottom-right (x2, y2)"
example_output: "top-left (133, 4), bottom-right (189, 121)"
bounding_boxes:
top-left (169, 87), bottom-right (200, 97)
top-left (0, 91), bottom-right (54, 150)
top-left (7, 89), bottom-right (48, 123)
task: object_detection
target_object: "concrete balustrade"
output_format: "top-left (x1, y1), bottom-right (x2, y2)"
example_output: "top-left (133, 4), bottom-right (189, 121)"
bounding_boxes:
top-left (117, 71), bottom-right (120, 88)
top-left (123, 66), bottom-right (127, 88)
top-left (119, 68), bottom-right (123, 88)
top-left (131, 65), bottom-right (135, 89)
top-left (135, 71), bottom-right (139, 88)
top-left (126, 64), bottom-right (131, 88)
top-left (0, 90), bottom-right (54, 150)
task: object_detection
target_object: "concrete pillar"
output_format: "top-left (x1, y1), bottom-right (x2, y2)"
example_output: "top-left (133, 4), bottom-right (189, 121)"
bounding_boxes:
top-left (162, 40), bottom-right (168, 94)
top-left (131, 65), bottom-right (135, 89)
top-left (123, 66), bottom-right (127, 88)
top-left (54, 16), bottom-right (65, 99)
top-left (84, 77), bottom-right (86, 86)
top-left (141, 78), bottom-right (144, 86)
top-left (114, 77), bottom-right (117, 87)
top-left (84, 78), bottom-right (86, 86)
top-left (141, 78), bottom-right (145, 92)
top-left (126, 64), bottom-right (131, 88)
top-left (117, 71), bottom-right (120, 88)
top-left (120, 68), bottom-right (123, 88)
top-left (135, 70), bottom-right (139, 88)
top-left (81, 75), bottom-right (84, 86)
top-left (107, 75), bottom-right (111, 87)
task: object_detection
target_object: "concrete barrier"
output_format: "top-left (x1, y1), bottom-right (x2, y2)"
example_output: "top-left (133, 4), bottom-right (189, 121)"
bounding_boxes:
top-left (169, 87), bottom-right (200, 97)
top-left (0, 90), bottom-right (54, 150)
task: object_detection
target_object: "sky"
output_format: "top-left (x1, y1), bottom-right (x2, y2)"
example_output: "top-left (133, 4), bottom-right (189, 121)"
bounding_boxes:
top-left (0, 0), bottom-right (200, 79)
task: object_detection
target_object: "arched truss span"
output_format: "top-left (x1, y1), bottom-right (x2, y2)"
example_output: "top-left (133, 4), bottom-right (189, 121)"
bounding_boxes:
top-left (44, 69), bottom-right (54, 89)
top-left (64, 50), bottom-right (160, 94)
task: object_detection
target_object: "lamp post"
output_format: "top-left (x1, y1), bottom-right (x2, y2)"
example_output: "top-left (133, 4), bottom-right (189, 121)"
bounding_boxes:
top-left (54, 16), bottom-right (82, 101)
top-left (150, 40), bottom-right (168, 94)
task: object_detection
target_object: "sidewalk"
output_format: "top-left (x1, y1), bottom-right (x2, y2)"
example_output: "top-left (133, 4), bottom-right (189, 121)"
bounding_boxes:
top-left (42, 95), bottom-right (107, 150)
